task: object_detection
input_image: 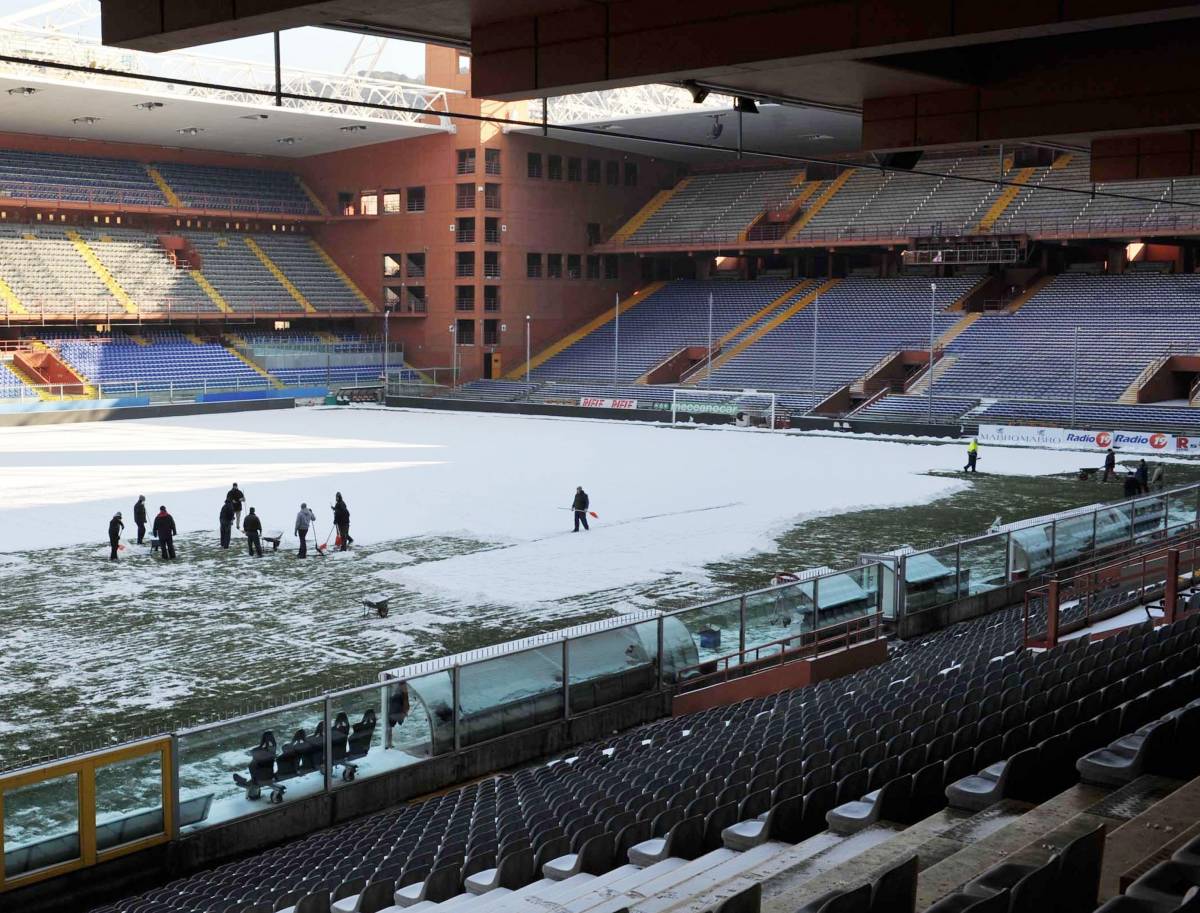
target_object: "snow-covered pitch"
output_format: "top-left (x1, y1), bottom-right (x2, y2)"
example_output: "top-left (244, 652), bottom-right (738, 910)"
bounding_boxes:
top-left (0, 406), bottom-right (1087, 764)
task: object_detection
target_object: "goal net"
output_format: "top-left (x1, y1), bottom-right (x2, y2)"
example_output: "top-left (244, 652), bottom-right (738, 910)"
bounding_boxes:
top-left (670, 387), bottom-right (778, 428)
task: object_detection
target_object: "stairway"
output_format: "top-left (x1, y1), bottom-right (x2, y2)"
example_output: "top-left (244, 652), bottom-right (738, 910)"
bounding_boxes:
top-left (975, 167), bottom-right (1036, 231)
top-left (906, 354), bottom-right (958, 395)
top-left (66, 230), bottom-right (139, 315)
top-left (504, 281), bottom-right (667, 380)
top-left (0, 275), bottom-right (27, 316)
top-left (243, 236), bottom-right (317, 313)
top-left (309, 239), bottom-right (376, 311)
top-left (612, 180), bottom-right (692, 242)
top-left (786, 170), bottom-right (855, 238)
top-left (698, 279), bottom-right (839, 378)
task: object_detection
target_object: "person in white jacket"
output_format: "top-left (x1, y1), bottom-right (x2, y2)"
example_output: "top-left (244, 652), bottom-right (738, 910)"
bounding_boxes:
top-left (294, 502), bottom-right (316, 558)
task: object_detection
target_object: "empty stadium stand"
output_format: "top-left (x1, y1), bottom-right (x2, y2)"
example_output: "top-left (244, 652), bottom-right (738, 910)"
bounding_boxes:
top-left (0, 149), bottom-right (318, 216)
top-left (626, 170), bottom-right (804, 245)
top-left (0, 223), bottom-right (371, 317)
top-left (84, 589), bottom-right (1200, 913)
top-left (612, 152), bottom-right (1200, 248)
top-left (37, 331), bottom-right (266, 392)
top-left (527, 279), bottom-right (801, 383)
top-left (935, 273), bottom-right (1200, 403)
top-left (153, 162), bottom-right (319, 215)
top-left (0, 149), bottom-right (165, 207)
top-left (707, 277), bottom-right (976, 394)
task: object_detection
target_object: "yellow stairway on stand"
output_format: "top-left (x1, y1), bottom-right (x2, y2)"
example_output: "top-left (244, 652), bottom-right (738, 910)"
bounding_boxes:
top-left (702, 279), bottom-right (840, 376)
top-left (786, 170), bottom-right (855, 237)
top-left (716, 280), bottom-right (813, 348)
top-left (611, 178), bottom-right (692, 242)
top-left (976, 167), bottom-right (1035, 231)
top-left (0, 276), bottom-right (27, 315)
top-left (145, 165), bottom-right (182, 207)
top-left (66, 230), bottom-right (139, 315)
top-left (189, 271), bottom-right (233, 314)
top-left (226, 342), bottom-right (284, 389)
top-left (295, 177), bottom-right (330, 216)
top-left (506, 281), bottom-right (667, 380)
top-left (309, 239), bottom-right (376, 312)
top-left (244, 237), bottom-right (317, 314)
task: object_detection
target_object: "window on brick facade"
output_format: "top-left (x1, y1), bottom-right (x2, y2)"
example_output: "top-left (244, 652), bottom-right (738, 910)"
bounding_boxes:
top-left (456, 183), bottom-right (475, 209)
top-left (586, 159), bottom-right (601, 183)
top-left (484, 286), bottom-right (499, 312)
top-left (455, 286), bottom-right (475, 311)
top-left (406, 186), bottom-right (425, 212)
top-left (485, 148), bottom-right (501, 175)
top-left (547, 253), bottom-right (562, 279)
top-left (485, 217), bottom-right (500, 243)
top-left (604, 254), bottom-right (619, 279)
top-left (624, 162), bottom-right (638, 186)
top-left (456, 318), bottom-right (475, 344)
top-left (586, 254), bottom-right (600, 279)
top-left (457, 148), bottom-right (476, 174)
top-left (567, 254), bottom-right (581, 279)
top-left (484, 251), bottom-right (500, 279)
top-left (382, 190), bottom-right (401, 213)
top-left (527, 153), bottom-right (543, 178)
top-left (605, 161), bottom-right (619, 185)
top-left (567, 157), bottom-right (582, 182)
top-left (456, 251), bottom-right (475, 278)
top-left (406, 252), bottom-right (425, 278)
top-left (527, 253), bottom-right (542, 278)
top-left (484, 183), bottom-right (501, 209)
top-left (456, 217), bottom-right (475, 242)
top-left (548, 155), bottom-right (563, 180)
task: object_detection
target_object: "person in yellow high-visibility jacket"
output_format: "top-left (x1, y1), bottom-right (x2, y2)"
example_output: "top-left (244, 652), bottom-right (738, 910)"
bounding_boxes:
top-left (964, 438), bottom-right (979, 473)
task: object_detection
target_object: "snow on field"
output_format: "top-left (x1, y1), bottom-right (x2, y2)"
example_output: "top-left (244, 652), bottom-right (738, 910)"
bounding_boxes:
top-left (0, 407), bottom-right (1085, 599)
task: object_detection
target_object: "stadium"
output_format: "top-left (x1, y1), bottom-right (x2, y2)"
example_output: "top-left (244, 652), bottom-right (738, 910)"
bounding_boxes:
top-left (3, 2), bottom-right (1200, 913)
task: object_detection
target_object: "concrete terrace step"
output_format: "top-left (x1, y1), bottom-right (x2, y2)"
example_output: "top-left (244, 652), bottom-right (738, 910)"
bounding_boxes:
top-left (914, 786), bottom-right (1108, 908)
top-left (628, 839), bottom-right (796, 911)
top-left (759, 808), bottom-right (977, 913)
top-left (665, 825), bottom-right (905, 913)
top-left (1099, 774), bottom-right (1200, 900)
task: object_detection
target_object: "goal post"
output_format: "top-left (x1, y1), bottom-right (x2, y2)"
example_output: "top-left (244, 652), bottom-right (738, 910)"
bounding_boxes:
top-left (669, 387), bottom-right (778, 428)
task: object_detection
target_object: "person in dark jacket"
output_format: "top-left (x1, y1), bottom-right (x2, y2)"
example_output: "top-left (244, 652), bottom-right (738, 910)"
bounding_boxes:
top-left (572, 486), bottom-right (590, 532)
top-left (1102, 448), bottom-right (1117, 483)
top-left (332, 492), bottom-right (352, 551)
top-left (243, 507), bottom-right (263, 557)
top-left (108, 512), bottom-right (124, 561)
top-left (133, 495), bottom-right (147, 544)
top-left (153, 505), bottom-right (177, 560)
top-left (1136, 459), bottom-right (1149, 494)
top-left (225, 483), bottom-right (245, 529)
top-left (219, 499), bottom-right (235, 549)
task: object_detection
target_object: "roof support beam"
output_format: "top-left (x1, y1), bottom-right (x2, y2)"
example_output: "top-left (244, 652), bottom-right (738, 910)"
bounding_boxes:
top-left (861, 20), bottom-right (1200, 152)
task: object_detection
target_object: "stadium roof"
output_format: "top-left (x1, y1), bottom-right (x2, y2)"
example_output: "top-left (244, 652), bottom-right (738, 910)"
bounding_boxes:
top-left (0, 71), bottom-right (445, 155)
top-left (98, 1), bottom-right (1200, 158)
top-left (0, 12), bottom-right (456, 156)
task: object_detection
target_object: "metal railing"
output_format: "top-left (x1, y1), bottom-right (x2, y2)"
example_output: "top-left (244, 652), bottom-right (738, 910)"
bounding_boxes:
top-left (1, 299), bottom-right (376, 324)
top-left (1023, 528), bottom-right (1200, 647)
top-left (603, 210), bottom-right (1200, 250)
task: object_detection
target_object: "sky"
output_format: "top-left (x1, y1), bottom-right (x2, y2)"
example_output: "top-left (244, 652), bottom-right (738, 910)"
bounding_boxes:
top-left (0, 0), bottom-right (428, 80)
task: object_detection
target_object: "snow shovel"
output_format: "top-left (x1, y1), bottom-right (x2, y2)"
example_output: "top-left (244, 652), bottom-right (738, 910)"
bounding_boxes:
top-left (560, 507), bottom-right (600, 519)
top-left (313, 522), bottom-right (329, 557)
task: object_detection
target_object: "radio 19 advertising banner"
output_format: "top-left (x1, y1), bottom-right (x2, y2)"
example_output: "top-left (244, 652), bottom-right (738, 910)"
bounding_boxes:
top-left (979, 424), bottom-right (1200, 454)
